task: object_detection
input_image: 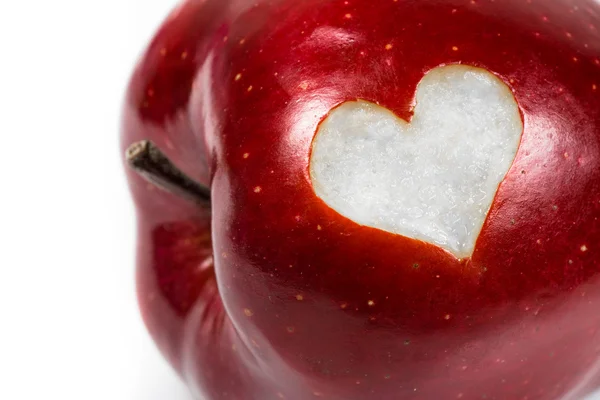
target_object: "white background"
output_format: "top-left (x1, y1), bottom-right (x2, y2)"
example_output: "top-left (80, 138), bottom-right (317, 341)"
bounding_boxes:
top-left (0, 1), bottom-right (599, 399)
top-left (0, 0), bottom-right (193, 399)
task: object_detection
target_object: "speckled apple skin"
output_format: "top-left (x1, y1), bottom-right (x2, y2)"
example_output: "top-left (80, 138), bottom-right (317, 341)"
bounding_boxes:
top-left (121, 0), bottom-right (600, 399)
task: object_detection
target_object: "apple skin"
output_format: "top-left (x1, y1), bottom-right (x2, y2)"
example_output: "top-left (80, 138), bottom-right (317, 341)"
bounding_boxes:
top-left (121, 0), bottom-right (600, 399)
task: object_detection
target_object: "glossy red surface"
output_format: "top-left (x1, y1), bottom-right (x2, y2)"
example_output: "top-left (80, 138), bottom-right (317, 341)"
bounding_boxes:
top-left (122, 0), bottom-right (600, 399)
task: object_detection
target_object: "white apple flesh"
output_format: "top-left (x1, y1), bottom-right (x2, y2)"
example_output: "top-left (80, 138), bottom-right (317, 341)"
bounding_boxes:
top-left (310, 65), bottom-right (523, 258)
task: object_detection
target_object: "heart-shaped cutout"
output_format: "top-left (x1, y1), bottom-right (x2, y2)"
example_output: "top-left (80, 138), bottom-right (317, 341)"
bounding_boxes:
top-left (309, 65), bottom-right (523, 258)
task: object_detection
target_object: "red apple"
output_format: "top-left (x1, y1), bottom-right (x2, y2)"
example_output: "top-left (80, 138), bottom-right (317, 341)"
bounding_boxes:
top-left (122, 0), bottom-right (600, 399)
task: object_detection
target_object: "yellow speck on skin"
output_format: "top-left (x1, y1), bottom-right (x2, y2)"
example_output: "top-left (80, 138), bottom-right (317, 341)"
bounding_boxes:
top-left (317, 225), bottom-right (322, 231)
top-left (340, 302), bottom-right (348, 309)
top-left (181, 51), bottom-right (188, 60)
top-left (581, 245), bottom-right (588, 252)
top-left (286, 326), bottom-right (296, 333)
top-left (254, 186), bottom-right (262, 193)
top-left (164, 138), bottom-right (175, 150)
top-left (296, 294), bottom-right (304, 301)
top-left (445, 314), bottom-right (451, 320)
top-left (235, 73), bottom-right (242, 81)
top-left (243, 152), bottom-right (250, 159)
top-left (160, 48), bottom-right (167, 56)
top-left (593, 84), bottom-right (598, 91)
top-left (247, 85), bottom-right (253, 92)
top-left (566, 32), bottom-right (573, 38)
top-left (452, 46), bottom-right (459, 51)
top-left (368, 300), bottom-right (375, 306)
top-left (345, 13), bottom-right (352, 19)
top-left (244, 308), bottom-right (253, 317)
top-left (573, 57), bottom-right (579, 62)
top-left (299, 81), bottom-right (309, 90)
top-left (240, 38), bottom-right (246, 45)
top-left (385, 43), bottom-right (393, 50)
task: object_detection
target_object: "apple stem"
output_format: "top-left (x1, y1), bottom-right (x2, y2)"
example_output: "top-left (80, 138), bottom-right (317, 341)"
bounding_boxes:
top-left (125, 140), bottom-right (211, 207)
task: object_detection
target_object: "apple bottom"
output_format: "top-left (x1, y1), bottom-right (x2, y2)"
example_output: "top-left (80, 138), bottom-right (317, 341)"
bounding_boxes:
top-left (133, 216), bottom-right (600, 400)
